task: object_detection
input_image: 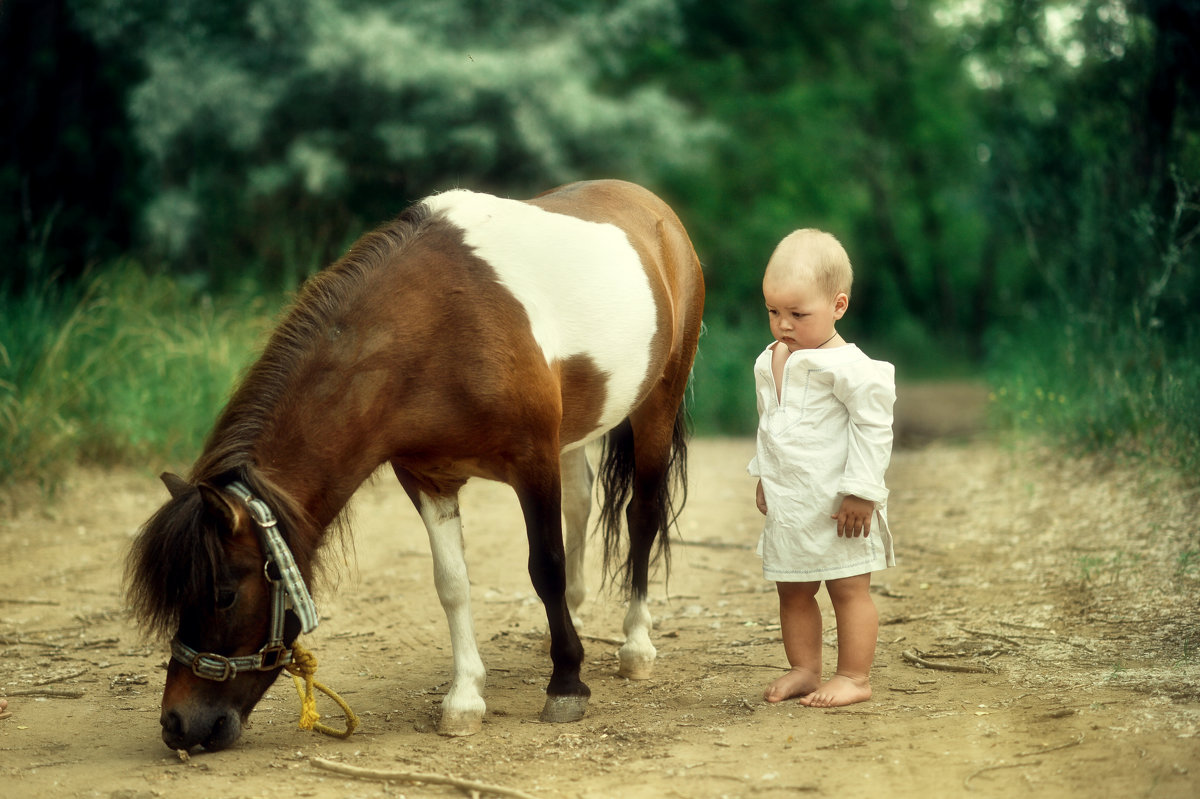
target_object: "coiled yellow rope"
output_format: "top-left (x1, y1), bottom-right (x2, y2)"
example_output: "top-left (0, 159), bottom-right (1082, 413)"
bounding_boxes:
top-left (285, 643), bottom-right (358, 738)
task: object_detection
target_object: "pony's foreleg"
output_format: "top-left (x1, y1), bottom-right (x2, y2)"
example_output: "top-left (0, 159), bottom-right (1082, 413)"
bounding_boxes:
top-left (560, 447), bottom-right (594, 627)
top-left (516, 469), bottom-right (590, 724)
top-left (415, 492), bottom-right (487, 736)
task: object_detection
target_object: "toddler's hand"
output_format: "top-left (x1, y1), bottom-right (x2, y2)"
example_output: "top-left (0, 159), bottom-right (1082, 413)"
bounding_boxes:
top-left (833, 495), bottom-right (874, 537)
top-left (755, 480), bottom-right (768, 515)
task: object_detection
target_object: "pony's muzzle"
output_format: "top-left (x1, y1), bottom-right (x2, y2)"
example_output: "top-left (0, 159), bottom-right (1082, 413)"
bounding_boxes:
top-left (161, 705), bottom-right (243, 752)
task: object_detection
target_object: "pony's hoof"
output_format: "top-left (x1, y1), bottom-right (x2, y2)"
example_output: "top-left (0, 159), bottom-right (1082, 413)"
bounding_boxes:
top-left (540, 695), bottom-right (588, 723)
top-left (618, 648), bottom-right (656, 680)
top-left (437, 711), bottom-right (483, 737)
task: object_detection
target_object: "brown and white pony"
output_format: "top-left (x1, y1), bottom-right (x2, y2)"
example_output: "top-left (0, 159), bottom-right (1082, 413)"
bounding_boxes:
top-left (126, 179), bottom-right (705, 751)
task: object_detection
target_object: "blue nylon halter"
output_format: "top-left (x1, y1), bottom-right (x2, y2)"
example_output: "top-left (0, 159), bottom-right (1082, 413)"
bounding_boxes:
top-left (169, 481), bottom-right (319, 681)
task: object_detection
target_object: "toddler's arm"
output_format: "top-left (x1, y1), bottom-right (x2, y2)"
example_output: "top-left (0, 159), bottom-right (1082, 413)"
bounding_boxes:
top-left (755, 480), bottom-right (768, 515)
top-left (833, 494), bottom-right (875, 537)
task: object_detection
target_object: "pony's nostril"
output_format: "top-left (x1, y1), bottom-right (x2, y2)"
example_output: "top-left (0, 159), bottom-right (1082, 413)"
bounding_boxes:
top-left (161, 709), bottom-right (186, 747)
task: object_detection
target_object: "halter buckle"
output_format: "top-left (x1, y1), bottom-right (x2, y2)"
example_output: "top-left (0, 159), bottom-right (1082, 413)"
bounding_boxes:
top-left (193, 652), bottom-right (235, 681)
top-left (258, 644), bottom-right (290, 671)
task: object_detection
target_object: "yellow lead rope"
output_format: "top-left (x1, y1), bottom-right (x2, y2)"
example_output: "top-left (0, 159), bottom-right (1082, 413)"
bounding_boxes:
top-left (285, 643), bottom-right (358, 739)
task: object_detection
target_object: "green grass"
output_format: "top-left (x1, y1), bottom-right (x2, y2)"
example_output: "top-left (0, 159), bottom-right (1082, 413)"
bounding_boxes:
top-left (0, 264), bottom-right (273, 495)
top-left (4, 261), bottom-right (1197, 501)
top-left (986, 318), bottom-right (1200, 477)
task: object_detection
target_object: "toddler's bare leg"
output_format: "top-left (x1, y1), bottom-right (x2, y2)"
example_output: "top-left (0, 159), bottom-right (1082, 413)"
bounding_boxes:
top-left (801, 573), bottom-right (876, 707)
top-left (764, 581), bottom-right (823, 703)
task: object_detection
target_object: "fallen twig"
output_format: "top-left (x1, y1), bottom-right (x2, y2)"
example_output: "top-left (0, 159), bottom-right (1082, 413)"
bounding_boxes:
top-left (0, 637), bottom-right (65, 648)
top-left (964, 760), bottom-right (1041, 790)
top-left (0, 598), bottom-right (59, 606)
top-left (310, 757), bottom-right (539, 799)
top-left (677, 539), bottom-right (751, 551)
top-left (3, 688), bottom-right (86, 698)
top-left (1017, 733), bottom-right (1084, 757)
top-left (34, 668), bottom-right (87, 686)
top-left (901, 649), bottom-right (994, 674)
top-left (882, 607), bottom-right (968, 625)
top-left (959, 627), bottom-right (1023, 647)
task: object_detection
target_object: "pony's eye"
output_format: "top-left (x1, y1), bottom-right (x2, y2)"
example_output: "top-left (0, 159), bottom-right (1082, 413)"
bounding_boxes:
top-left (215, 588), bottom-right (238, 610)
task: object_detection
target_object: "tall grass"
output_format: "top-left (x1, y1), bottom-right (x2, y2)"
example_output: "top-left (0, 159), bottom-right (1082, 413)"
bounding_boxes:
top-left (0, 264), bottom-right (274, 495)
top-left (986, 318), bottom-right (1200, 477)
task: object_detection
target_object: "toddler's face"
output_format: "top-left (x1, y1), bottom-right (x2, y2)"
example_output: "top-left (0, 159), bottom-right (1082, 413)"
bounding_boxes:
top-left (763, 276), bottom-right (845, 352)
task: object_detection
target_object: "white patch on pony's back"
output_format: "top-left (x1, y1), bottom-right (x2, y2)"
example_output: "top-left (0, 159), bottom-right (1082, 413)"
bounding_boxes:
top-left (425, 189), bottom-right (656, 440)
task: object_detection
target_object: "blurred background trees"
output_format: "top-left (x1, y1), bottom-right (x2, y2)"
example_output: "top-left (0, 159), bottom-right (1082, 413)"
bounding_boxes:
top-left (2, 0), bottom-right (1197, 483)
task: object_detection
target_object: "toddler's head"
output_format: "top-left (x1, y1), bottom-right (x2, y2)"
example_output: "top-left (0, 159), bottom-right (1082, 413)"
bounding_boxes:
top-left (762, 230), bottom-right (853, 351)
top-left (763, 229), bottom-right (853, 301)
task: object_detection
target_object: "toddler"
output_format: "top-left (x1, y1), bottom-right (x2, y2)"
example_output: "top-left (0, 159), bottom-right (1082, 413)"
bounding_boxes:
top-left (749, 229), bottom-right (896, 707)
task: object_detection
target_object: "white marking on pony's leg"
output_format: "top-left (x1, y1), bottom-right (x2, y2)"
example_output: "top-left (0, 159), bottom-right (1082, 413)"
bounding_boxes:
top-left (560, 447), bottom-right (593, 628)
top-left (417, 493), bottom-right (486, 736)
top-left (619, 594), bottom-right (657, 680)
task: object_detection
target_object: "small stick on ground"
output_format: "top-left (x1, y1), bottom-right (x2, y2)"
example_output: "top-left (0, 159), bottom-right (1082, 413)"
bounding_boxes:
top-left (310, 757), bottom-right (539, 799)
top-left (882, 606), bottom-right (968, 625)
top-left (959, 627), bottom-right (1024, 647)
top-left (34, 668), bottom-right (87, 686)
top-left (3, 688), bottom-right (86, 698)
top-left (964, 760), bottom-right (1041, 790)
top-left (579, 634), bottom-right (624, 646)
top-left (902, 649), bottom-right (994, 673)
top-left (1017, 733), bottom-right (1084, 757)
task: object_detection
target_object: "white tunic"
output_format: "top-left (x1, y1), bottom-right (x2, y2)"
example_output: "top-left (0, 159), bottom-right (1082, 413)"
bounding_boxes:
top-left (748, 343), bottom-right (896, 582)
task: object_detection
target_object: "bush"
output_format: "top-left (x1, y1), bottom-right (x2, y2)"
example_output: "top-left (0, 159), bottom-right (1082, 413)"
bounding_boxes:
top-left (0, 264), bottom-right (272, 494)
top-left (986, 318), bottom-right (1200, 477)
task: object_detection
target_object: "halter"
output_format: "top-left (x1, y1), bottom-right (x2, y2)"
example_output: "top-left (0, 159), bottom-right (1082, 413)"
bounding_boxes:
top-left (170, 481), bottom-right (320, 681)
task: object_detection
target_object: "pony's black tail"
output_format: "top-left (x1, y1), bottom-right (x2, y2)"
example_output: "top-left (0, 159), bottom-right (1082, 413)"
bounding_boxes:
top-left (596, 397), bottom-right (691, 592)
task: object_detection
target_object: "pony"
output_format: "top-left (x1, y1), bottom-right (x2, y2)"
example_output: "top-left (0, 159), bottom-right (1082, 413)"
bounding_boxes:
top-left (125, 179), bottom-right (705, 751)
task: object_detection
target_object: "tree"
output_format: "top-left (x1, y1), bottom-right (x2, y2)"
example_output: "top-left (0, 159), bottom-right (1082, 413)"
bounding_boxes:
top-left (0, 0), bottom-right (144, 290)
top-left (64, 0), bottom-right (717, 286)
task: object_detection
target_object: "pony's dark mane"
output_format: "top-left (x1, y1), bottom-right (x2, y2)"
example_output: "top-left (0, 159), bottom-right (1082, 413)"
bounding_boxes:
top-left (126, 201), bottom-right (436, 637)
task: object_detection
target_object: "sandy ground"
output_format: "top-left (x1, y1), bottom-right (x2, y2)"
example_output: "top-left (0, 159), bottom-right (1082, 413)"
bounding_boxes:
top-left (2, 383), bottom-right (1199, 798)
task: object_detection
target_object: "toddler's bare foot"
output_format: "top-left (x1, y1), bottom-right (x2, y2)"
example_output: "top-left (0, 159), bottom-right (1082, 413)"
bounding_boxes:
top-left (763, 668), bottom-right (821, 703)
top-left (0, 697), bottom-right (9, 720)
top-left (799, 674), bottom-right (872, 707)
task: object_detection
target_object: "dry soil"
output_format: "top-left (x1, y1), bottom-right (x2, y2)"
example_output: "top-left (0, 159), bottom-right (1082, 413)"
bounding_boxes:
top-left (2, 383), bottom-right (1198, 798)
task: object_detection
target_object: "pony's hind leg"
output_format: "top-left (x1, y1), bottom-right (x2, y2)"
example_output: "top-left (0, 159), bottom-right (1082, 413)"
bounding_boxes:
top-left (619, 484), bottom-right (660, 680)
top-left (619, 394), bottom-right (690, 681)
top-left (411, 490), bottom-right (487, 736)
top-left (560, 446), bottom-right (594, 627)
top-left (620, 593), bottom-right (656, 680)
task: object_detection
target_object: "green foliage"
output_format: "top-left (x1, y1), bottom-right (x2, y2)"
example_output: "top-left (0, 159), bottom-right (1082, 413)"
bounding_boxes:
top-left (987, 317), bottom-right (1200, 475)
top-left (67, 0), bottom-right (717, 288)
top-left (688, 317), bottom-right (762, 435)
top-left (978, 1), bottom-right (1200, 478)
top-left (0, 265), bottom-right (271, 493)
top-left (3, 0), bottom-right (1198, 491)
top-left (0, 0), bottom-right (145, 290)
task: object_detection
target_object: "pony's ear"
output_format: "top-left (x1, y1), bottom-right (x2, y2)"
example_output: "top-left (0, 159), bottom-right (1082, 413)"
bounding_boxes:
top-left (197, 483), bottom-right (253, 537)
top-left (160, 472), bottom-right (194, 499)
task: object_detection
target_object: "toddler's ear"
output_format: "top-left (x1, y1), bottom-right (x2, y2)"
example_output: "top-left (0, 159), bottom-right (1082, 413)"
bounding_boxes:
top-left (834, 292), bottom-right (849, 317)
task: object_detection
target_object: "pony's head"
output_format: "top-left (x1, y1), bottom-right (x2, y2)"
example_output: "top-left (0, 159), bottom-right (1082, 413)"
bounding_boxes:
top-left (126, 473), bottom-right (313, 751)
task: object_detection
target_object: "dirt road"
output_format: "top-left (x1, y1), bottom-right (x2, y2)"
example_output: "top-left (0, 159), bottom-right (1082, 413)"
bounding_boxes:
top-left (2, 386), bottom-right (1198, 798)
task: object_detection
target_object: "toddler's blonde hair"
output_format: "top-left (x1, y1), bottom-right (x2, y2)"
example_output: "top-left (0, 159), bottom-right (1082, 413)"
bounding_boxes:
top-left (764, 229), bottom-right (853, 301)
